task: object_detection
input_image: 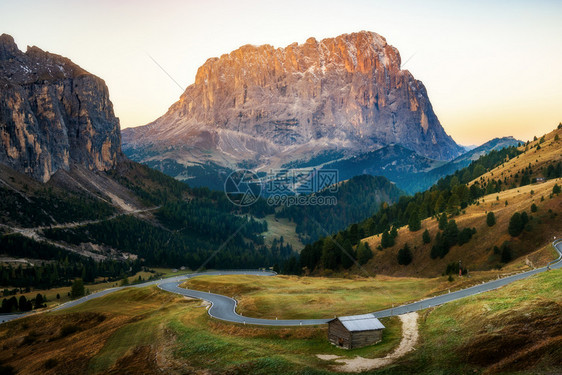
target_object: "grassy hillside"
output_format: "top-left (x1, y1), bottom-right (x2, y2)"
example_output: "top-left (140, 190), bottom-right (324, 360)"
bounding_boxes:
top-left (0, 283), bottom-right (401, 375)
top-left (299, 144), bottom-right (523, 275)
top-left (472, 125), bottom-right (562, 188)
top-left (362, 178), bottom-right (561, 277)
top-left (390, 268), bottom-right (562, 375)
top-left (0, 269), bottom-right (559, 374)
top-left (262, 215), bottom-right (304, 250)
top-left (358, 125), bottom-right (562, 277)
top-left (299, 124), bottom-right (561, 277)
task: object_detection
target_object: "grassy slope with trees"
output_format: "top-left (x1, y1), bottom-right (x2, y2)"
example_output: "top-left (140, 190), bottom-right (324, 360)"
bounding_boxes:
top-left (297, 124), bottom-right (562, 277)
top-left (298, 144), bottom-right (523, 275)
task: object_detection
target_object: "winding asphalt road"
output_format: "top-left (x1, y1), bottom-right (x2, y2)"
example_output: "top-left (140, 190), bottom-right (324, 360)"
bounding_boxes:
top-left (159, 240), bottom-right (562, 325)
top-left (2, 241), bottom-right (561, 326)
top-left (372, 239), bottom-right (562, 318)
top-left (157, 271), bottom-right (329, 326)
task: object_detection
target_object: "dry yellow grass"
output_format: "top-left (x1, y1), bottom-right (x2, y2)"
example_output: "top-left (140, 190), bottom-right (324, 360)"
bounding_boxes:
top-left (263, 214), bottom-right (304, 249)
top-left (472, 126), bottom-right (562, 188)
top-left (0, 286), bottom-right (189, 375)
top-left (412, 268), bottom-right (562, 374)
top-left (185, 274), bottom-right (444, 319)
top-left (358, 145), bottom-right (562, 277)
top-left (0, 284), bottom-right (402, 373)
top-left (182, 270), bottom-right (540, 321)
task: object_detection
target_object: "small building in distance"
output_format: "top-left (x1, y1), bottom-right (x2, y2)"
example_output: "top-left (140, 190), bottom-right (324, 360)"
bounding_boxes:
top-left (328, 314), bottom-right (385, 349)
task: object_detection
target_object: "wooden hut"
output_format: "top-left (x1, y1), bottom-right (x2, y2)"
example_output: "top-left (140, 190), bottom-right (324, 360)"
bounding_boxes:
top-left (328, 314), bottom-right (385, 349)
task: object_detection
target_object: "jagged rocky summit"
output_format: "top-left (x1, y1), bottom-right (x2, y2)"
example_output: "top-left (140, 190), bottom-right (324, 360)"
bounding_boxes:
top-left (123, 31), bottom-right (463, 182)
top-left (0, 34), bottom-right (121, 183)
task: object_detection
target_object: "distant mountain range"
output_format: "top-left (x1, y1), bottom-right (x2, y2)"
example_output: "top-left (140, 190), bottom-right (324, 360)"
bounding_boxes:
top-left (461, 144), bottom-right (478, 152)
top-left (122, 31), bottom-right (464, 189)
top-left (323, 136), bottom-right (522, 193)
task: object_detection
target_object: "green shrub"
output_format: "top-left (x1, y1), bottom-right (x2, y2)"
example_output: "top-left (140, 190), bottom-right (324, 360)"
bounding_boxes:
top-left (508, 213), bottom-right (525, 237)
top-left (501, 243), bottom-right (513, 263)
top-left (70, 279), bottom-right (85, 299)
top-left (408, 210), bottom-right (421, 232)
top-left (357, 242), bottom-right (373, 266)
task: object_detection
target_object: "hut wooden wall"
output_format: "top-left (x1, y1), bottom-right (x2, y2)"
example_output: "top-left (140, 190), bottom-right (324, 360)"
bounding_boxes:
top-left (328, 320), bottom-right (384, 349)
top-left (350, 329), bottom-right (383, 349)
top-left (328, 320), bottom-right (352, 349)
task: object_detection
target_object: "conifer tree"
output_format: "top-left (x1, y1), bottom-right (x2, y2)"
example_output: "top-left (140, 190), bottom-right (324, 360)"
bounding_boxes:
top-left (70, 278), bottom-right (85, 299)
top-left (486, 212), bottom-right (496, 227)
top-left (422, 229), bottom-right (431, 244)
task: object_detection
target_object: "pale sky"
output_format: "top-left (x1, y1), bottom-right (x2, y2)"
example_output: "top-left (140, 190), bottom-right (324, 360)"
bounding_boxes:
top-left (1, 0), bottom-right (561, 145)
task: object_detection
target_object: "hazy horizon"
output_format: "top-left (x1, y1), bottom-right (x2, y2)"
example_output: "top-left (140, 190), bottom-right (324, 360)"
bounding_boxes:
top-left (1, 0), bottom-right (561, 146)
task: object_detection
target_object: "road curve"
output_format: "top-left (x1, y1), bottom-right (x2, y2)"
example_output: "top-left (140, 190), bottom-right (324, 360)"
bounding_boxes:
top-left (158, 271), bottom-right (329, 326)
top-left (159, 240), bottom-right (562, 325)
top-left (2, 241), bottom-right (561, 326)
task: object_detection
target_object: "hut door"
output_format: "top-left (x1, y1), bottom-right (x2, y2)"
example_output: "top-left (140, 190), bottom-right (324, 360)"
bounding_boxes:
top-left (338, 338), bottom-right (344, 347)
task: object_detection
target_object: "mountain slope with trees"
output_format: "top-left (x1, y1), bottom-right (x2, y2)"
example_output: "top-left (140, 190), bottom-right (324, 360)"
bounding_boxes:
top-left (0, 159), bottom-right (285, 290)
top-left (275, 175), bottom-right (403, 243)
top-left (296, 124), bottom-right (562, 276)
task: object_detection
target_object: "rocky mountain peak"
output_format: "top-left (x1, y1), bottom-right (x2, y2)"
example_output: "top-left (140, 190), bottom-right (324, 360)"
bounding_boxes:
top-left (123, 30), bottom-right (463, 185)
top-left (0, 34), bottom-right (121, 182)
top-left (0, 34), bottom-right (19, 60)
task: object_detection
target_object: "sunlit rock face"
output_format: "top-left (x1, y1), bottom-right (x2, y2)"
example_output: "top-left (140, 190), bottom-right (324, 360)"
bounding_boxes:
top-left (0, 34), bottom-right (121, 182)
top-left (124, 31), bottom-right (462, 173)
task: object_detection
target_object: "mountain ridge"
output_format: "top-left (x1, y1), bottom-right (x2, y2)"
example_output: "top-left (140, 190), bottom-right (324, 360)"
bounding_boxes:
top-left (123, 31), bottom-right (463, 187)
top-left (0, 33), bottom-right (121, 183)
top-left (321, 136), bottom-right (521, 194)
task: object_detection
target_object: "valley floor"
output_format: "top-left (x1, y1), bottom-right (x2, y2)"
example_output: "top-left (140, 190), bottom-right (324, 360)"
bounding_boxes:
top-left (0, 267), bottom-right (560, 374)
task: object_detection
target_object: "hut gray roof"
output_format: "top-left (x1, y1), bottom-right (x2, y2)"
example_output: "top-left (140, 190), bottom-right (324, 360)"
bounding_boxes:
top-left (330, 314), bottom-right (385, 332)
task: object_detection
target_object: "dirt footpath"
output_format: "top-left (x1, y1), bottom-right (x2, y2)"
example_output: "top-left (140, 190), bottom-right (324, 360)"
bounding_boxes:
top-left (317, 312), bottom-right (419, 372)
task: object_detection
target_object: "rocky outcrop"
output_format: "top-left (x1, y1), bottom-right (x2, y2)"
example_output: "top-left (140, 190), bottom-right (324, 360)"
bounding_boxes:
top-left (123, 31), bottom-right (462, 176)
top-left (0, 34), bottom-right (121, 182)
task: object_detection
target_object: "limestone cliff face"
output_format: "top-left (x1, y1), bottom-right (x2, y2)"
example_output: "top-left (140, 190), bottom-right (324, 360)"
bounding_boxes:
top-left (0, 34), bottom-right (121, 182)
top-left (123, 31), bottom-right (462, 172)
